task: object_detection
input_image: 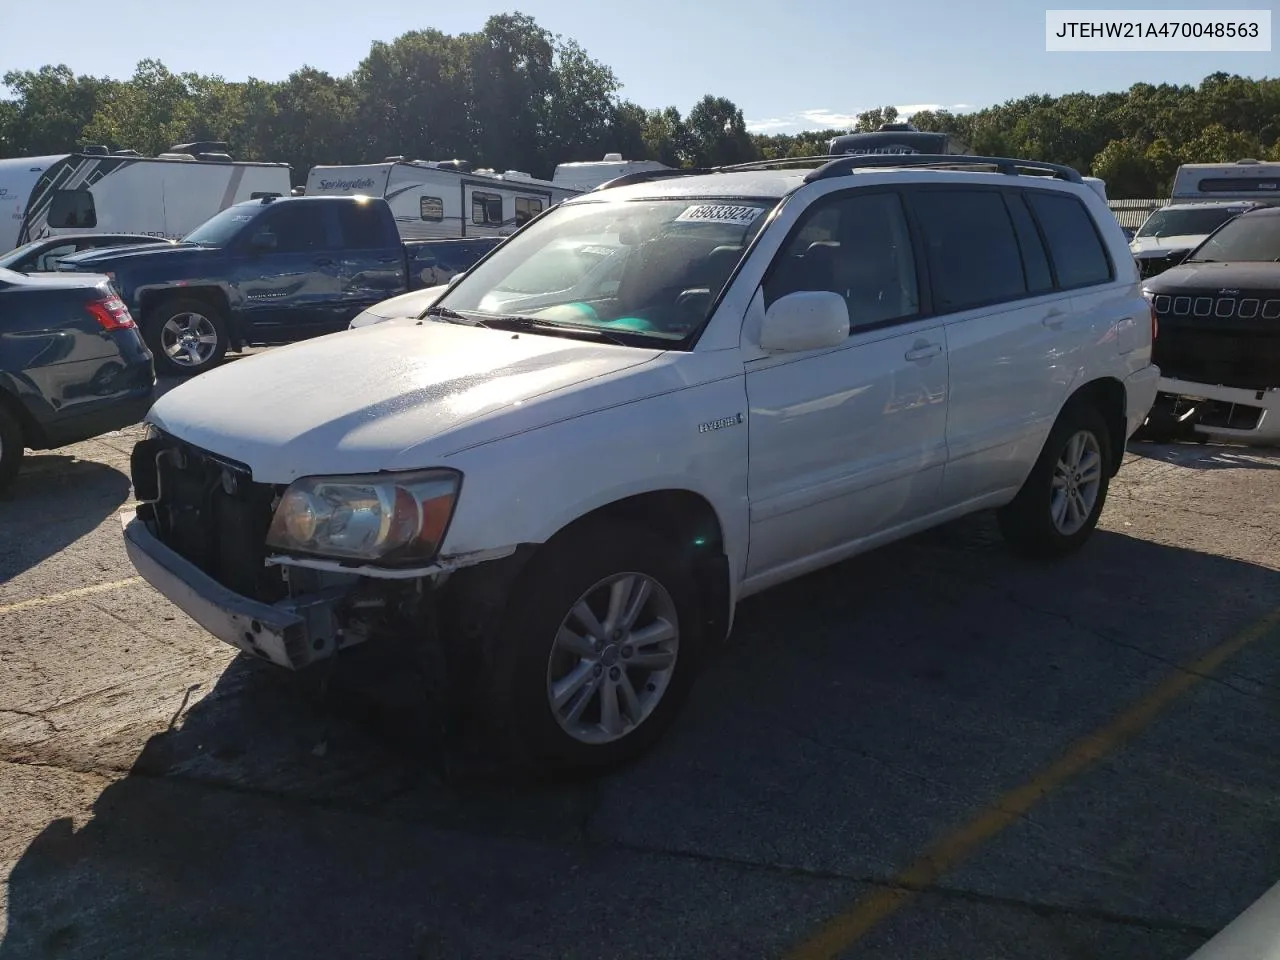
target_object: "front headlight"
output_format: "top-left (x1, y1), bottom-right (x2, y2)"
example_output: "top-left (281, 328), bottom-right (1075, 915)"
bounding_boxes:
top-left (265, 469), bottom-right (461, 565)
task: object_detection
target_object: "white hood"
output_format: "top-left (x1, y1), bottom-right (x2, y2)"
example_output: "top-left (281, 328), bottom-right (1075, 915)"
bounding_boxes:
top-left (1130, 234), bottom-right (1204, 257)
top-left (147, 321), bottom-right (664, 482)
top-left (349, 284), bottom-right (448, 328)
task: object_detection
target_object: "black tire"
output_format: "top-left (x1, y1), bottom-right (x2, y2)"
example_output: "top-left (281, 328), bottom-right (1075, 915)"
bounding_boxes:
top-left (0, 402), bottom-right (24, 494)
top-left (144, 297), bottom-right (229, 377)
top-left (480, 522), bottom-right (705, 778)
top-left (997, 401), bottom-right (1113, 559)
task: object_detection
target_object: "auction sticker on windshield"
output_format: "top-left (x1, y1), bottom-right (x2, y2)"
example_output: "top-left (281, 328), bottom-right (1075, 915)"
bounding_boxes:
top-left (675, 204), bottom-right (763, 225)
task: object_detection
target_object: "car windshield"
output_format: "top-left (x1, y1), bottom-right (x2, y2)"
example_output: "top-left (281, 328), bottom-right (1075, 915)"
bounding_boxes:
top-left (1187, 214), bottom-right (1280, 263)
top-left (438, 196), bottom-right (777, 342)
top-left (182, 206), bottom-right (259, 247)
top-left (1135, 206), bottom-right (1248, 239)
top-left (0, 240), bottom-right (42, 269)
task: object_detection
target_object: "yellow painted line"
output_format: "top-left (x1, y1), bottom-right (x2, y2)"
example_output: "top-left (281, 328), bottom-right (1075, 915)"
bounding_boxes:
top-left (0, 577), bottom-right (144, 615)
top-left (784, 606), bottom-right (1280, 960)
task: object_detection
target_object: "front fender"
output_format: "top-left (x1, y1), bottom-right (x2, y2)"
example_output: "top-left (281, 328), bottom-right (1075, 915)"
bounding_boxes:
top-left (437, 363), bottom-right (751, 602)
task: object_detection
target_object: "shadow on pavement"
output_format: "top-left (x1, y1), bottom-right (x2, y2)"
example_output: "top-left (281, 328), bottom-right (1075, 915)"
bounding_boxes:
top-left (3, 519), bottom-right (1280, 959)
top-left (1128, 440), bottom-right (1280, 471)
top-left (0, 455), bottom-right (131, 583)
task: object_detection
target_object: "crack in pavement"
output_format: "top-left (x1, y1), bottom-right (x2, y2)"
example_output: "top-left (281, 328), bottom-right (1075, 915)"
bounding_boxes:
top-left (0, 707), bottom-right (61, 734)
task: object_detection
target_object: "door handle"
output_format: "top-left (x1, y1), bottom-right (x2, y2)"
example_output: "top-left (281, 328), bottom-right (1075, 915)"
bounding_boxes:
top-left (1042, 308), bottom-right (1066, 329)
top-left (314, 257), bottom-right (335, 266)
top-left (904, 342), bottom-right (942, 362)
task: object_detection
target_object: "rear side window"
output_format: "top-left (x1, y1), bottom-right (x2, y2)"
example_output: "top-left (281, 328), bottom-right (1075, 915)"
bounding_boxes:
top-left (1024, 191), bottom-right (1113, 288)
top-left (910, 189), bottom-right (1026, 312)
top-left (49, 189), bottom-right (96, 229)
top-left (336, 201), bottom-right (388, 248)
top-left (1004, 193), bottom-right (1054, 294)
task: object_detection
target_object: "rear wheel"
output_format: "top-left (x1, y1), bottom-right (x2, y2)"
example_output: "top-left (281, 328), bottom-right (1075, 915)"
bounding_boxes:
top-left (481, 522), bottom-right (704, 777)
top-left (998, 402), bottom-right (1113, 559)
top-left (145, 297), bottom-right (229, 377)
top-left (0, 403), bottom-right (24, 494)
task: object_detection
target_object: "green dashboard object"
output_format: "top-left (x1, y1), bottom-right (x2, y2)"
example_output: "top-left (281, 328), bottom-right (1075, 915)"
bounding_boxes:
top-left (603, 317), bottom-right (655, 331)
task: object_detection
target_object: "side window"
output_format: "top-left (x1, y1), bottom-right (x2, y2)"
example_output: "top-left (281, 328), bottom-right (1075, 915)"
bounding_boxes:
top-left (1024, 191), bottom-right (1113, 289)
top-left (255, 203), bottom-right (325, 253)
top-left (1004, 193), bottom-right (1054, 294)
top-left (420, 196), bottom-right (444, 222)
top-left (515, 197), bottom-right (543, 227)
top-left (763, 190), bottom-right (920, 330)
top-left (336, 201), bottom-right (388, 248)
top-left (472, 192), bottom-right (503, 226)
top-left (910, 188), bottom-right (1026, 312)
top-left (49, 189), bottom-right (96, 229)
top-left (34, 243), bottom-right (77, 271)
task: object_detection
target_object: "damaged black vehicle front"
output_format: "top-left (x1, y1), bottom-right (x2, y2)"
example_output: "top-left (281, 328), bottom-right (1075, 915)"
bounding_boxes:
top-left (1141, 205), bottom-right (1280, 444)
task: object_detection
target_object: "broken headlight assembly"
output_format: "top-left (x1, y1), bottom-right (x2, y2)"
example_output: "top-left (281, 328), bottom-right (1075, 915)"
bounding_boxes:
top-left (265, 468), bottom-right (461, 566)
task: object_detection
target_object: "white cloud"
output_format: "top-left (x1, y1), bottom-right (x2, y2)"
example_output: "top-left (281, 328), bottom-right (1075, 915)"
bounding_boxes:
top-left (746, 103), bottom-right (976, 135)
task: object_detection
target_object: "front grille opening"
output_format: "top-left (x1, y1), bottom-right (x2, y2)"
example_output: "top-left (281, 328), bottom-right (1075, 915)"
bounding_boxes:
top-left (134, 432), bottom-right (286, 602)
top-left (1153, 329), bottom-right (1280, 391)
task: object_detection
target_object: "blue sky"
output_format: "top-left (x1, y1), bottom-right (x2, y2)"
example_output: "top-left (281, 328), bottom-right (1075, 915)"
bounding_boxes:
top-left (0, 0), bottom-right (1273, 134)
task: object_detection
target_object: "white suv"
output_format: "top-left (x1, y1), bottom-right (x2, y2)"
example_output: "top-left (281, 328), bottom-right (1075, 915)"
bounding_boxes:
top-left (121, 154), bottom-right (1160, 775)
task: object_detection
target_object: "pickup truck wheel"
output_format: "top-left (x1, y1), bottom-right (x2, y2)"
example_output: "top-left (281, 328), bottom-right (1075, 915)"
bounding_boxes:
top-left (998, 402), bottom-right (1112, 559)
top-left (0, 403), bottom-right (24, 494)
top-left (486, 524), bottom-right (703, 776)
top-left (145, 298), bottom-right (229, 377)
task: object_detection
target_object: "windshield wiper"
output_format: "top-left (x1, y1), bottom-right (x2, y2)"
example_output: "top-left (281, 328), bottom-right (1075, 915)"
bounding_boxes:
top-left (476, 314), bottom-right (632, 346)
top-left (424, 305), bottom-right (490, 327)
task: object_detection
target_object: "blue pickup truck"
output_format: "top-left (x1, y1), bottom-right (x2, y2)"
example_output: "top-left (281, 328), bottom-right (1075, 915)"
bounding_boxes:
top-left (57, 195), bottom-right (499, 376)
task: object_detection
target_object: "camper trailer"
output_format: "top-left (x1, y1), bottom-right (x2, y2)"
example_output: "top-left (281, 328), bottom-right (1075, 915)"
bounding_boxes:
top-left (1170, 159), bottom-right (1280, 205)
top-left (0, 142), bottom-right (291, 254)
top-left (552, 154), bottom-right (674, 192)
top-left (304, 159), bottom-right (581, 240)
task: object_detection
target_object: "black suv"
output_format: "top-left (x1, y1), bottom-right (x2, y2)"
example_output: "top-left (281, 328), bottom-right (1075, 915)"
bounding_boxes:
top-left (1142, 205), bottom-right (1280, 440)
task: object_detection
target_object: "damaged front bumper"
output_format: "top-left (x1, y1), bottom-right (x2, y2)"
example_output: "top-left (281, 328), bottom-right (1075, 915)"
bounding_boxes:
top-left (1147, 377), bottom-right (1280, 444)
top-left (122, 513), bottom-right (368, 670)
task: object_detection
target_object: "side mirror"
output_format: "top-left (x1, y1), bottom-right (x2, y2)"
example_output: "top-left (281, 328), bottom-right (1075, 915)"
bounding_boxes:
top-left (447, 271), bottom-right (465, 287)
top-left (759, 291), bottom-right (849, 353)
top-left (249, 230), bottom-right (277, 252)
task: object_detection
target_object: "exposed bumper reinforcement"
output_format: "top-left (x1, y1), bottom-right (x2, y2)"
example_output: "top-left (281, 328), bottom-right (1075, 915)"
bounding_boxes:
top-left (121, 513), bottom-right (345, 670)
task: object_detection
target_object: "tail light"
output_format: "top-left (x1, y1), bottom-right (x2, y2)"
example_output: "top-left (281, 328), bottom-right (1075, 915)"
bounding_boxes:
top-left (86, 295), bottom-right (136, 331)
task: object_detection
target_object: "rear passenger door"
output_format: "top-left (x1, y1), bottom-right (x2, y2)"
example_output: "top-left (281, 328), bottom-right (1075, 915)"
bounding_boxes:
top-left (904, 185), bottom-right (1075, 506)
top-left (333, 200), bottom-right (407, 327)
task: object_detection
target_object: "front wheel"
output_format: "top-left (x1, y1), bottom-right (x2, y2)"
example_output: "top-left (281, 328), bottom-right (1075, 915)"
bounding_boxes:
top-left (482, 523), bottom-right (704, 777)
top-left (998, 402), bottom-right (1113, 559)
top-left (144, 297), bottom-right (229, 377)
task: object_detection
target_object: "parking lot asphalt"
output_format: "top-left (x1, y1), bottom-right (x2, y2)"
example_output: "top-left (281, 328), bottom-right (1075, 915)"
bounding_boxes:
top-left (3, 365), bottom-right (1280, 959)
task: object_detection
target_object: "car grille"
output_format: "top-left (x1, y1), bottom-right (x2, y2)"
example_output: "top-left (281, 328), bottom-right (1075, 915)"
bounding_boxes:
top-left (131, 431), bottom-right (287, 602)
top-left (1151, 292), bottom-right (1280, 391)
top-left (1151, 294), bottom-right (1280, 323)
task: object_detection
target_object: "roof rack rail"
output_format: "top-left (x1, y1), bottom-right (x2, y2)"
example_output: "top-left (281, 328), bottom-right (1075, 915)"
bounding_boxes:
top-left (590, 167), bottom-right (713, 191)
top-left (803, 154), bottom-right (1084, 184)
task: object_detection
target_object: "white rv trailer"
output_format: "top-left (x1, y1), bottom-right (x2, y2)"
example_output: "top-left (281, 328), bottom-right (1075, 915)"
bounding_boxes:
top-left (1171, 159), bottom-right (1280, 205)
top-left (0, 142), bottom-right (292, 254)
top-left (304, 159), bottom-right (581, 240)
top-left (551, 153), bottom-right (674, 192)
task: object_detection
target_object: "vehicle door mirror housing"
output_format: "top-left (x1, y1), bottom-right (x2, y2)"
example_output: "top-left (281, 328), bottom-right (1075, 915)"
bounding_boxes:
top-left (249, 230), bottom-right (277, 252)
top-left (759, 291), bottom-right (850, 352)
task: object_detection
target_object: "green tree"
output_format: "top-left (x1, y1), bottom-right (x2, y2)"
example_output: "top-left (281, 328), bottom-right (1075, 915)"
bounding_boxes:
top-left (685, 94), bottom-right (757, 166)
